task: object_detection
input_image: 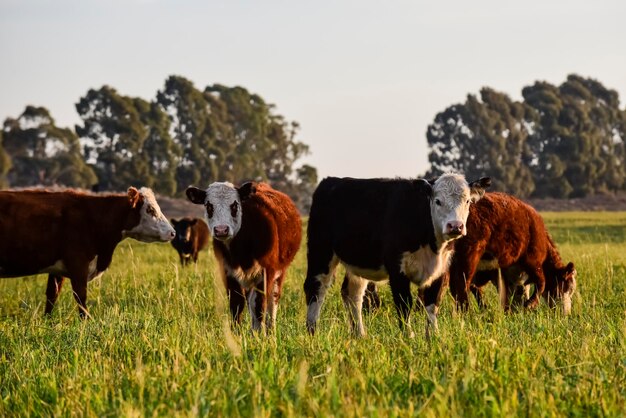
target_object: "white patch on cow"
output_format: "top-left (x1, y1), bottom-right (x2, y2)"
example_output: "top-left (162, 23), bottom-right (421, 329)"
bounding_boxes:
top-left (123, 188), bottom-right (175, 243)
top-left (203, 182), bottom-right (243, 242)
top-left (225, 262), bottom-right (264, 289)
top-left (39, 260), bottom-right (68, 275)
top-left (266, 272), bottom-right (281, 330)
top-left (343, 263), bottom-right (388, 281)
top-left (430, 173), bottom-right (475, 244)
top-left (87, 256), bottom-right (104, 282)
top-left (342, 274), bottom-right (368, 337)
top-left (399, 243), bottom-right (454, 288)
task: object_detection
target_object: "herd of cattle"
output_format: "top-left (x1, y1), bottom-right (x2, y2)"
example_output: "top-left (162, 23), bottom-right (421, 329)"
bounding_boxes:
top-left (0, 173), bottom-right (576, 337)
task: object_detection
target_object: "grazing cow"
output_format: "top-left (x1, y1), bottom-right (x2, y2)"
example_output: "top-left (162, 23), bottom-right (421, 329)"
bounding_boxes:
top-left (170, 217), bottom-right (210, 266)
top-left (0, 187), bottom-right (175, 318)
top-left (186, 182), bottom-right (302, 331)
top-left (304, 173), bottom-right (491, 337)
top-left (470, 238), bottom-right (577, 314)
top-left (448, 192), bottom-right (576, 312)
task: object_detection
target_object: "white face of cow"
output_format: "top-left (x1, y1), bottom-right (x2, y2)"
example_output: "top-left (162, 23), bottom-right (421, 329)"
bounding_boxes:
top-left (124, 187), bottom-right (176, 243)
top-left (428, 173), bottom-right (490, 243)
top-left (186, 182), bottom-right (248, 242)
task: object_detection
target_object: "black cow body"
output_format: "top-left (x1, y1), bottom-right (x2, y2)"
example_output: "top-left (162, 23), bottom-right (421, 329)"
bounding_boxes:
top-left (304, 174), bottom-right (490, 337)
top-left (170, 218), bottom-right (210, 266)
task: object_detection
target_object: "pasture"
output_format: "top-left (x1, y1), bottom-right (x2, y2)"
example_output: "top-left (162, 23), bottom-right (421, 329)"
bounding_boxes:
top-left (1, 212), bottom-right (625, 416)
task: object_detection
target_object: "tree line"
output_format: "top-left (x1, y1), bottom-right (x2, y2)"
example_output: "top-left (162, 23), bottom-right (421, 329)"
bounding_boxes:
top-left (2, 73), bottom-right (624, 206)
top-left (0, 76), bottom-right (317, 211)
top-left (426, 74), bottom-right (626, 198)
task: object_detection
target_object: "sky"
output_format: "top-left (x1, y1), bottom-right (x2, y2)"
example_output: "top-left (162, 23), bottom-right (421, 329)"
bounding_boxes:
top-left (1, 0), bottom-right (625, 180)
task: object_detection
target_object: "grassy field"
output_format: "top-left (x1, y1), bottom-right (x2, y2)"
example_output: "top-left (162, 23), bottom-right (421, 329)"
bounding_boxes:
top-left (1, 212), bottom-right (626, 417)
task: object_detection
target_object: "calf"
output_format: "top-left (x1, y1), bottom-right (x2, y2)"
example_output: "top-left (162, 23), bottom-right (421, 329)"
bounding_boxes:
top-left (304, 173), bottom-right (491, 337)
top-left (448, 192), bottom-right (576, 312)
top-left (186, 182), bottom-right (302, 331)
top-left (0, 187), bottom-right (175, 318)
top-left (470, 237), bottom-right (577, 314)
top-left (170, 217), bottom-right (210, 266)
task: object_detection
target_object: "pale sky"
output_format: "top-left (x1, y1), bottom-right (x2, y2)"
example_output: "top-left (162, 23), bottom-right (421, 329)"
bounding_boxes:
top-left (1, 0), bottom-right (625, 179)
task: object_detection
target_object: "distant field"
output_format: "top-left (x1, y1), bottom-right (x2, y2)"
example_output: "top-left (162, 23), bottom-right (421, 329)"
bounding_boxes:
top-left (1, 212), bottom-right (625, 416)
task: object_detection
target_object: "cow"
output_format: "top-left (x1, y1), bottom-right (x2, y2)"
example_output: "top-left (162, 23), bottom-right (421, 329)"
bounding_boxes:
top-left (0, 187), bottom-right (175, 318)
top-left (303, 173), bottom-right (491, 337)
top-left (447, 192), bottom-right (577, 313)
top-left (469, 238), bottom-right (577, 314)
top-left (170, 217), bottom-right (210, 266)
top-left (186, 181), bottom-right (302, 332)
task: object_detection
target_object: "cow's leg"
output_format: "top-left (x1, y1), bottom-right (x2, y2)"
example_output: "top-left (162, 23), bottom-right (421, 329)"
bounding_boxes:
top-left (362, 281), bottom-right (381, 313)
top-left (420, 272), bottom-right (448, 338)
top-left (179, 253), bottom-right (185, 266)
top-left (247, 270), bottom-right (267, 332)
top-left (226, 274), bottom-right (246, 325)
top-left (450, 249), bottom-right (483, 312)
top-left (266, 270), bottom-right (285, 331)
top-left (524, 267), bottom-right (546, 310)
top-left (386, 266), bottom-right (414, 336)
top-left (470, 269), bottom-right (496, 309)
top-left (340, 273), bottom-right (368, 337)
top-left (69, 276), bottom-right (89, 319)
top-left (304, 253), bottom-right (338, 335)
top-left (44, 274), bottom-right (65, 315)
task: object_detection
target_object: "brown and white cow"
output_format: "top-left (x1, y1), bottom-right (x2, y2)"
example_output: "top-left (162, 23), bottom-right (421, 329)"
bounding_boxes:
top-left (304, 173), bottom-right (491, 337)
top-left (470, 236), bottom-right (577, 314)
top-left (0, 187), bottom-right (175, 318)
top-left (170, 217), bottom-right (210, 266)
top-left (448, 192), bottom-right (577, 312)
top-left (186, 181), bottom-right (302, 331)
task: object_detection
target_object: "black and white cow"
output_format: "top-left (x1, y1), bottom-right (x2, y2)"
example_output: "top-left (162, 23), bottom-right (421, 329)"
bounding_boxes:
top-left (304, 173), bottom-right (491, 337)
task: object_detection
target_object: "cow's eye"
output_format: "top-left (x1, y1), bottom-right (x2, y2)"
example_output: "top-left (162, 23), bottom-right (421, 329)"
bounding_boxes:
top-left (230, 201), bottom-right (239, 217)
top-left (467, 199), bottom-right (471, 205)
top-left (435, 199), bottom-right (442, 206)
top-left (206, 203), bottom-right (214, 218)
top-left (146, 206), bottom-right (157, 217)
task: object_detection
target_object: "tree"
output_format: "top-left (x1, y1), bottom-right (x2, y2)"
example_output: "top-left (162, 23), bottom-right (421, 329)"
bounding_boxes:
top-left (0, 130), bottom-right (11, 188)
top-left (76, 86), bottom-right (153, 191)
top-left (132, 98), bottom-right (179, 195)
top-left (157, 76), bottom-right (221, 193)
top-left (426, 74), bottom-right (626, 198)
top-left (523, 75), bottom-right (626, 197)
top-left (2, 106), bottom-right (96, 188)
top-left (426, 88), bottom-right (535, 197)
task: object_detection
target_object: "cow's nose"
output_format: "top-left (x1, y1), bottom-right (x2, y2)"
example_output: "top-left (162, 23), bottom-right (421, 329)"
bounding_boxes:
top-left (214, 225), bottom-right (230, 237)
top-left (169, 230), bottom-right (176, 239)
top-left (446, 221), bottom-right (464, 235)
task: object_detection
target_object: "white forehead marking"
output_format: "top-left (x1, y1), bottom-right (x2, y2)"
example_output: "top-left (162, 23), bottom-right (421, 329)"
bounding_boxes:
top-left (433, 173), bottom-right (470, 199)
top-left (205, 182), bottom-right (238, 203)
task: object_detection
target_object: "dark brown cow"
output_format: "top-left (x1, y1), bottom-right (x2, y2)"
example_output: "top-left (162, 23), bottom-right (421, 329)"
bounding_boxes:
top-left (0, 187), bottom-right (175, 318)
top-left (470, 237), bottom-right (577, 313)
top-left (170, 217), bottom-right (210, 266)
top-left (186, 181), bottom-right (302, 331)
top-left (448, 192), bottom-right (576, 312)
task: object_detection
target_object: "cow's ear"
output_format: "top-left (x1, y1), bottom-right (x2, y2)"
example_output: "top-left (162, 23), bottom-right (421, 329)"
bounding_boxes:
top-left (413, 179), bottom-right (433, 197)
top-left (238, 182), bottom-right (257, 201)
top-left (189, 218), bottom-right (198, 225)
top-left (566, 262), bottom-right (575, 273)
top-left (170, 218), bottom-right (178, 225)
top-left (469, 177), bottom-right (491, 202)
top-left (186, 187), bottom-right (207, 205)
top-left (127, 187), bottom-right (141, 208)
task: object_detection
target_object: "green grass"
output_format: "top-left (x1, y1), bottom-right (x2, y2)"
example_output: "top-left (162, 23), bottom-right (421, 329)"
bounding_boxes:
top-left (1, 212), bottom-right (626, 417)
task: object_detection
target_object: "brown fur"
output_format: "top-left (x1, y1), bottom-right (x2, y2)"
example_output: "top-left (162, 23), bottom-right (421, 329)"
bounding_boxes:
top-left (0, 188), bottom-right (145, 317)
top-left (193, 182), bottom-right (302, 330)
top-left (170, 217), bottom-right (210, 265)
top-left (449, 192), bottom-right (574, 310)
